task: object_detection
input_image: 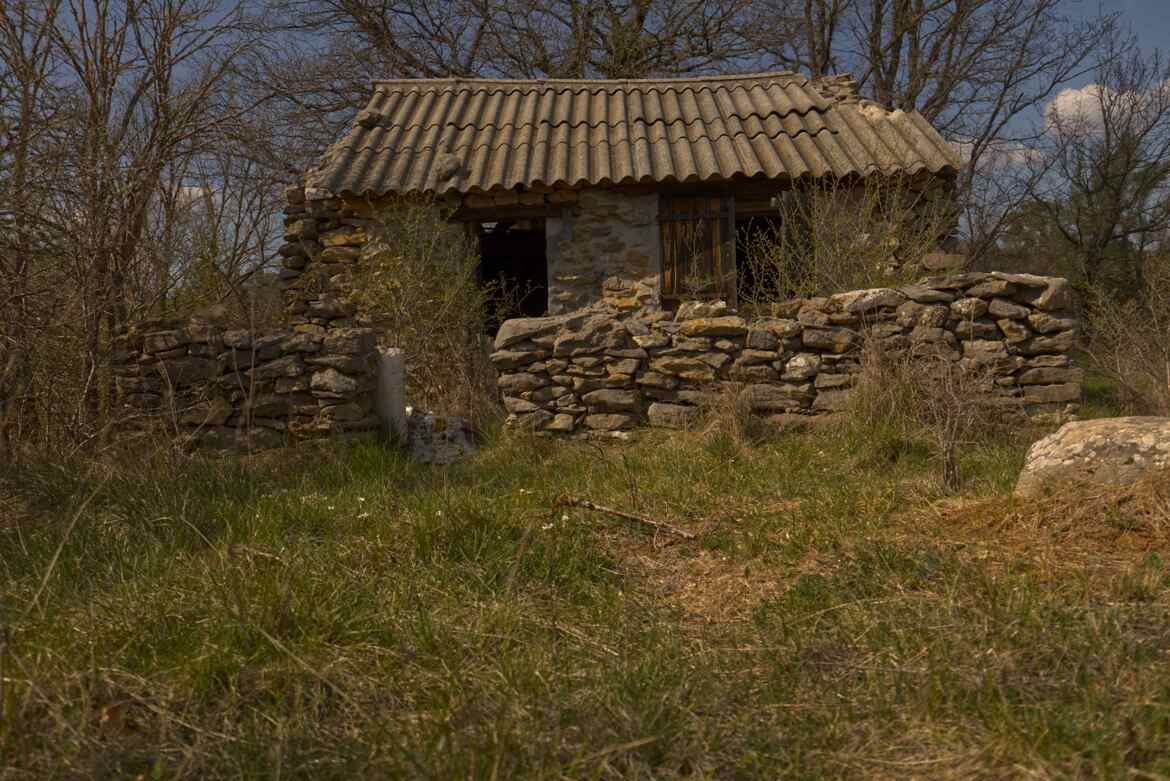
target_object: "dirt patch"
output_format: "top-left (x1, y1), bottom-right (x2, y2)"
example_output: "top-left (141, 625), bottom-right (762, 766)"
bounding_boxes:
top-left (621, 546), bottom-right (782, 626)
top-left (577, 494), bottom-right (828, 628)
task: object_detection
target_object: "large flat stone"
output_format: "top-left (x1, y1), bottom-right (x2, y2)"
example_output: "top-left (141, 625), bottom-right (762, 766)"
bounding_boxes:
top-left (829, 287), bottom-right (906, 314)
top-left (679, 316), bottom-right (748, 337)
top-left (1027, 312), bottom-right (1076, 335)
top-left (1017, 367), bottom-right (1084, 385)
top-left (494, 315), bottom-right (569, 350)
top-left (1024, 278), bottom-right (1074, 311)
top-left (1014, 330), bottom-right (1076, 355)
top-left (582, 388), bottom-right (641, 412)
top-left (497, 372), bottom-right (549, 394)
top-left (647, 402), bottom-right (700, 429)
top-left (1016, 417), bottom-right (1170, 495)
top-left (741, 382), bottom-right (814, 411)
top-left (899, 285), bottom-right (956, 303)
top-left (583, 413), bottom-right (636, 431)
top-left (1021, 382), bottom-right (1081, 404)
top-left (310, 368), bottom-right (358, 395)
top-left (988, 298), bottom-right (1030, 320)
top-left (802, 326), bottom-right (858, 353)
top-left (649, 356), bottom-right (716, 382)
top-left (751, 318), bottom-right (802, 338)
top-left (490, 349), bottom-right (548, 370)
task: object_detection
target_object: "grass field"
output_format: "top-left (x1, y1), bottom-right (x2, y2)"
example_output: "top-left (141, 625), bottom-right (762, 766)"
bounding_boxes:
top-left (2, 414), bottom-right (1169, 778)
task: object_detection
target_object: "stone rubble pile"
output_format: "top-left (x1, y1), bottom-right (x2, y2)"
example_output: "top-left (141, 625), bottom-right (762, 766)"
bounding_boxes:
top-left (491, 271), bottom-right (1082, 435)
top-left (404, 407), bottom-right (477, 464)
top-left (113, 315), bottom-right (382, 451)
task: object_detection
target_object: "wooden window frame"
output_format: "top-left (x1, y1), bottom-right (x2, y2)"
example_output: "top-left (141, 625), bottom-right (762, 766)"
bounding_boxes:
top-left (658, 191), bottom-right (736, 308)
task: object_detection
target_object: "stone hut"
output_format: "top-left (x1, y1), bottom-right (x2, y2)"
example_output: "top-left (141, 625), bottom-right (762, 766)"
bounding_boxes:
top-left (288, 71), bottom-right (961, 321)
top-left (117, 73), bottom-right (1078, 449)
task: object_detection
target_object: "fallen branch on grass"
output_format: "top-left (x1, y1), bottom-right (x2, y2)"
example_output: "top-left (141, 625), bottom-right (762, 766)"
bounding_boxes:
top-left (554, 494), bottom-right (698, 540)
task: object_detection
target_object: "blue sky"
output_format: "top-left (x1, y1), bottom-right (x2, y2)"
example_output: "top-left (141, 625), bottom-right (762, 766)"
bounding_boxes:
top-left (1073, 0), bottom-right (1168, 60)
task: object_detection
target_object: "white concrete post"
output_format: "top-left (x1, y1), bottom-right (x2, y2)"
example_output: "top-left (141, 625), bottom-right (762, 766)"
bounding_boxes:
top-left (375, 348), bottom-right (406, 439)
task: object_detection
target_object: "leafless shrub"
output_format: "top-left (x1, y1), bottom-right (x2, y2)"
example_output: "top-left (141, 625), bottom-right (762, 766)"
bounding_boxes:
top-left (673, 221), bottom-right (735, 303)
top-left (848, 337), bottom-right (1020, 489)
top-left (350, 196), bottom-right (506, 425)
top-left (739, 177), bottom-right (955, 307)
top-left (1085, 252), bottom-right (1170, 415)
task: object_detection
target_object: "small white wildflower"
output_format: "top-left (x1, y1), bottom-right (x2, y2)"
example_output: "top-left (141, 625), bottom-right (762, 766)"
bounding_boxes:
top-left (357, 511), bottom-right (370, 519)
top-left (357, 497), bottom-right (366, 503)
top-left (541, 522), bottom-right (555, 531)
top-left (560, 513), bottom-right (569, 522)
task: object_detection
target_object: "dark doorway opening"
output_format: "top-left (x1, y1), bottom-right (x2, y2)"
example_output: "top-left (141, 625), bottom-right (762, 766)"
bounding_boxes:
top-left (477, 220), bottom-right (548, 333)
top-left (735, 213), bottom-right (785, 308)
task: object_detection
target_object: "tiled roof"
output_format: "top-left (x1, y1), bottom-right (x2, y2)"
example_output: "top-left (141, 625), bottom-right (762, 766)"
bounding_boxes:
top-left (306, 72), bottom-right (961, 197)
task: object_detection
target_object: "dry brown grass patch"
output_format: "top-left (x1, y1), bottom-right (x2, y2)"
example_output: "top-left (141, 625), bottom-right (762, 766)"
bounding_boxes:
top-left (913, 471), bottom-right (1170, 573)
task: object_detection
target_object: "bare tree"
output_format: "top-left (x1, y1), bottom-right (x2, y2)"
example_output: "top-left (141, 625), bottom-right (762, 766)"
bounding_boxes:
top-left (0, 0), bottom-right (65, 457)
top-left (1028, 38), bottom-right (1170, 295)
top-left (49, 0), bottom-right (262, 423)
top-left (242, 0), bottom-right (757, 172)
top-left (483, 0), bottom-right (752, 78)
top-left (744, 0), bottom-right (1115, 260)
top-left (0, 0), bottom-right (275, 458)
top-left (244, 0), bottom-right (499, 160)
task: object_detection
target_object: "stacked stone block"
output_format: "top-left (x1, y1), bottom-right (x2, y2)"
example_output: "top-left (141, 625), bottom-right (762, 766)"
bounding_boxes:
top-left (112, 317), bottom-right (382, 451)
top-left (491, 271), bottom-right (1082, 434)
top-left (279, 185), bottom-right (379, 331)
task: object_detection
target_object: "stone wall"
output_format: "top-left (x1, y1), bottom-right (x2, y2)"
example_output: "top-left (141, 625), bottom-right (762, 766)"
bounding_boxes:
top-left (279, 185), bottom-right (374, 330)
top-left (490, 271), bottom-right (1081, 435)
top-left (546, 188), bottom-right (659, 314)
top-left (111, 183), bottom-right (396, 451)
top-left (112, 316), bottom-right (383, 451)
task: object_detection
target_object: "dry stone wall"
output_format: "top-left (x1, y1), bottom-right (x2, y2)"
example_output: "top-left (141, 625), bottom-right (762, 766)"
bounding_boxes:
top-left (490, 271), bottom-right (1082, 434)
top-left (113, 316), bottom-right (383, 451)
top-left (279, 185), bottom-right (376, 330)
top-left (116, 181), bottom-right (1083, 450)
top-left (112, 184), bottom-right (391, 451)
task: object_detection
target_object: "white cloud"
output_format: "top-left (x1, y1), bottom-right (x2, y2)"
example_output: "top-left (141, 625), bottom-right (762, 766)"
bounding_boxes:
top-left (1045, 84), bottom-right (1109, 135)
top-left (1045, 79), bottom-right (1170, 138)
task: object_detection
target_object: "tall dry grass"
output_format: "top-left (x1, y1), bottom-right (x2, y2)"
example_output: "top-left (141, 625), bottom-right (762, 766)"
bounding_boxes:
top-left (846, 337), bottom-right (1024, 489)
